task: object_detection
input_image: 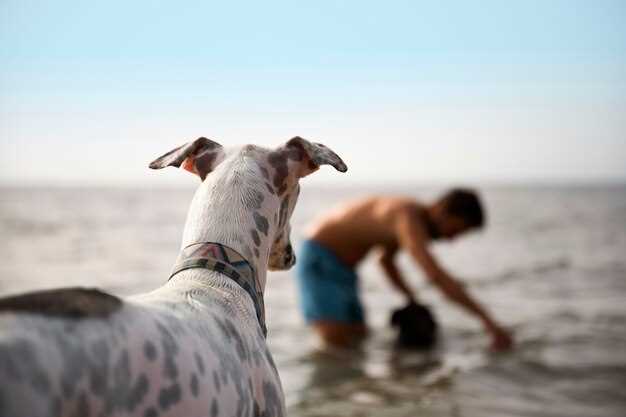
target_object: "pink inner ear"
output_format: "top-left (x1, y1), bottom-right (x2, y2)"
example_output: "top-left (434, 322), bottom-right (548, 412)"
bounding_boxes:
top-left (182, 158), bottom-right (198, 175)
top-left (298, 162), bottom-right (320, 178)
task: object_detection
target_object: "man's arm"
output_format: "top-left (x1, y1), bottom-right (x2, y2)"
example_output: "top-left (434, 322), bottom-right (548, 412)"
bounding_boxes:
top-left (377, 246), bottom-right (416, 303)
top-left (393, 205), bottom-right (513, 351)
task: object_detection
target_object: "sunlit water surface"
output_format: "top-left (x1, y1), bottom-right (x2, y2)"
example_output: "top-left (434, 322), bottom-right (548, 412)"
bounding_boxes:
top-left (1, 185), bottom-right (625, 417)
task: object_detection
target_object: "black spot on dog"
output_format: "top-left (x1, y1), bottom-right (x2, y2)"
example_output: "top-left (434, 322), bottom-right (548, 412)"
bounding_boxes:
top-left (250, 229), bottom-right (261, 247)
top-left (278, 195), bottom-right (290, 228)
top-left (144, 341), bottom-right (157, 361)
top-left (158, 383), bottom-right (181, 411)
top-left (260, 166), bottom-right (270, 180)
top-left (128, 374), bottom-right (150, 411)
top-left (213, 370), bottom-right (221, 393)
top-left (253, 212), bottom-right (269, 236)
top-left (190, 373), bottom-right (199, 397)
top-left (210, 398), bottom-right (219, 417)
top-left (100, 348), bottom-right (144, 413)
top-left (0, 287), bottom-right (122, 318)
top-left (224, 318), bottom-right (248, 361)
top-left (246, 189), bottom-right (264, 210)
top-left (268, 151), bottom-right (289, 192)
top-left (156, 322), bottom-right (179, 380)
top-left (262, 380), bottom-right (283, 416)
top-left (265, 182), bottom-right (275, 194)
top-left (194, 352), bottom-right (205, 376)
top-left (144, 407), bottom-right (158, 417)
top-left (193, 151), bottom-right (218, 180)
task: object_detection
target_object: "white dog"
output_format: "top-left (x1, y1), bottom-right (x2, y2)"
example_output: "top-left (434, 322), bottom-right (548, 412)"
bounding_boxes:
top-left (0, 136), bottom-right (347, 417)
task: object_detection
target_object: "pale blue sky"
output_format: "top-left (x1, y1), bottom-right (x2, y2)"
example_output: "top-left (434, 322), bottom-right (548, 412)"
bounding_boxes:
top-left (1, 1), bottom-right (625, 186)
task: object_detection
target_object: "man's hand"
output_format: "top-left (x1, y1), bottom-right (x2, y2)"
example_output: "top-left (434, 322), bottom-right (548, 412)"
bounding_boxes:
top-left (488, 325), bottom-right (514, 352)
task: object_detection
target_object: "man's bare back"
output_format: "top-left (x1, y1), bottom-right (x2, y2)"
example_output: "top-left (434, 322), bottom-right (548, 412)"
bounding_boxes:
top-left (306, 196), bottom-right (425, 267)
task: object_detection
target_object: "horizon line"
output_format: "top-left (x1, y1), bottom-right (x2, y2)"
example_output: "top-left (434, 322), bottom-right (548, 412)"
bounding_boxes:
top-left (2, 177), bottom-right (625, 190)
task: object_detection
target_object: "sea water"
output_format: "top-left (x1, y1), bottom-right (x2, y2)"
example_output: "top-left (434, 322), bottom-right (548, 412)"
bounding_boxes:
top-left (1, 185), bottom-right (625, 417)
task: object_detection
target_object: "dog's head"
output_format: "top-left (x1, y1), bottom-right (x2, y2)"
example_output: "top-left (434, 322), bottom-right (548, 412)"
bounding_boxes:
top-left (149, 136), bottom-right (347, 271)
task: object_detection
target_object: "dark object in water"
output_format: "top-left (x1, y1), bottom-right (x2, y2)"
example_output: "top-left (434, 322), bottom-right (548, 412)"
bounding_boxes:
top-left (390, 302), bottom-right (438, 349)
top-left (0, 287), bottom-right (122, 318)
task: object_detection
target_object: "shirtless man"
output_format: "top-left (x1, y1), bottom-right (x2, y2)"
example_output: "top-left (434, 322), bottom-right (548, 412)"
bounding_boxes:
top-left (295, 188), bottom-right (513, 351)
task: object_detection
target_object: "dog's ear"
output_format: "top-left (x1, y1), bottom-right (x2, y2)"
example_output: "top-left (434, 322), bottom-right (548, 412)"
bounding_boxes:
top-left (285, 136), bottom-right (347, 178)
top-left (149, 137), bottom-right (225, 180)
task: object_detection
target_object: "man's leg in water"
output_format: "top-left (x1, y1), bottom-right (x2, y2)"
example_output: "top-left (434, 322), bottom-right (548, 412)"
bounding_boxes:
top-left (312, 321), bottom-right (368, 348)
top-left (311, 294), bottom-right (368, 348)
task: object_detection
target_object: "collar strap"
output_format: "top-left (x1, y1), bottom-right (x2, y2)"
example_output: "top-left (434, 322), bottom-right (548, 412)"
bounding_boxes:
top-left (169, 242), bottom-right (266, 337)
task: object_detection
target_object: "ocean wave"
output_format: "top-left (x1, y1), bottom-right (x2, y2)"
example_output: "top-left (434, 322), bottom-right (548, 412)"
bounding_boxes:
top-left (0, 218), bottom-right (63, 236)
top-left (469, 258), bottom-right (571, 288)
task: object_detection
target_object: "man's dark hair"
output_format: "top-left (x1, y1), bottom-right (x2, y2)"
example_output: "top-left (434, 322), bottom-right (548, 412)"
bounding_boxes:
top-left (440, 188), bottom-right (485, 229)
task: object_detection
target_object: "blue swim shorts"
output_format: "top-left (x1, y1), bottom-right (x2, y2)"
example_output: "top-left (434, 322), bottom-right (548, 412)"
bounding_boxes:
top-left (295, 239), bottom-right (364, 324)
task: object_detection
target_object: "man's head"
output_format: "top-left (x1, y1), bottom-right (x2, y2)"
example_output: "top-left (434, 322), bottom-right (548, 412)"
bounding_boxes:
top-left (428, 188), bottom-right (485, 240)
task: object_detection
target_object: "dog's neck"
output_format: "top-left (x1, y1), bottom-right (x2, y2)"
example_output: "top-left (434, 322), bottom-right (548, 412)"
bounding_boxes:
top-left (179, 156), bottom-right (280, 292)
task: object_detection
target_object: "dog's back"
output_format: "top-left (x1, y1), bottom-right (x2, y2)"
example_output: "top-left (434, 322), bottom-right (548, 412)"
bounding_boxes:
top-left (0, 270), bottom-right (284, 417)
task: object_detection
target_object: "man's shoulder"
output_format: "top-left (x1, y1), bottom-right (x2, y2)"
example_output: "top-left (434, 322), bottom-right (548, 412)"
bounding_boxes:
top-left (386, 198), bottom-right (429, 239)
top-left (381, 197), bottom-right (424, 217)
top-left (344, 195), bottom-right (419, 209)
